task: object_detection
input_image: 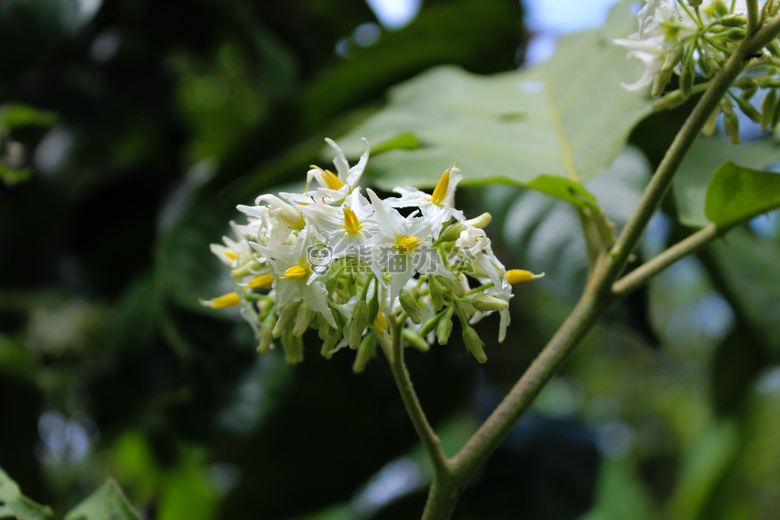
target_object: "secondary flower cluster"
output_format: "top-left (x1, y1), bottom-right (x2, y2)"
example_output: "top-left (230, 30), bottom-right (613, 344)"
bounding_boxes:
top-left (201, 138), bottom-right (542, 368)
top-left (616, 0), bottom-right (780, 140)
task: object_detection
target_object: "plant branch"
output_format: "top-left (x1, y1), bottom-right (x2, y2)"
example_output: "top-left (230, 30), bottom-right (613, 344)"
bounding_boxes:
top-left (385, 316), bottom-right (451, 475)
top-left (612, 224), bottom-right (721, 296)
top-left (747, 0), bottom-right (760, 35)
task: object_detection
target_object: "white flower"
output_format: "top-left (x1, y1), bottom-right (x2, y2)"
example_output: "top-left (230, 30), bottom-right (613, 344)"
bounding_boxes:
top-left (366, 188), bottom-right (454, 300)
top-left (251, 227), bottom-right (337, 328)
top-left (386, 163), bottom-right (466, 236)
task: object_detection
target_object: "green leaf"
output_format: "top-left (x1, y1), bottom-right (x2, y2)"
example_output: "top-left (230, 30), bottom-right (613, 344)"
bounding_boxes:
top-left (704, 161), bottom-right (780, 227)
top-left (64, 480), bottom-right (141, 520)
top-left (0, 103), bottom-right (58, 130)
top-left (0, 466), bottom-right (53, 520)
top-left (337, 0), bottom-right (652, 194)
top-left (673, 137), bottom-right (780, 227)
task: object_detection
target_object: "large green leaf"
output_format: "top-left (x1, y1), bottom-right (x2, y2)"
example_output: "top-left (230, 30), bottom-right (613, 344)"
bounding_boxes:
top-left (673, 137), bottom-right (780, 227)
top-left (64, 480), bottom-right (141, 520)
top-left (336, 0), bottom-right (652, 192)
top-left (704, 161), bottom-right (780, 227)
top-left (0, 467), bottom-right (52, 520)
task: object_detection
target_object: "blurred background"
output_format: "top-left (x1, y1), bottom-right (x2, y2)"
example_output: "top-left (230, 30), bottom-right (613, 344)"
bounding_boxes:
top-left (1, 0), bottom-right (779, 518)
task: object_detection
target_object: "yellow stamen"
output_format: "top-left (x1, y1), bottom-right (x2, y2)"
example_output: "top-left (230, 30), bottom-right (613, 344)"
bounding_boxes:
top-left (224, 250), bottom-right (238, 260)
top-left (284, 265), bottom-right (308, 279)
top-left (322, 169), bottom-right (344, 190)
top-left (398, 236), bottom-right (421, 251)
top-left (374, 312), bottom-right (388, 333)
top-left (506, 269), bottom-right (545, 284)
top-left (343, 206), bottom-right (362, 235)
top-left (431, 163), bottom-right (457, 205)
top-left (202, 292), bottom-right (241, 309)
top-left (247, 274), bottom-right (274, 289)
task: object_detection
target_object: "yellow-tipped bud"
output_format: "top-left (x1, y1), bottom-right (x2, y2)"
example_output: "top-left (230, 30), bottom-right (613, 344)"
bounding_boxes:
top-left (431, 167), bottom-right (451, 206)
top-left (246, 274), bottom-right (274, 289)
top-left (506, 269), bottom-right (545, 284)
top-left (284, 265), bottom-right (308, 279)
top-left (322, 169), bottom-right (344, 190)
top-left (343, 206), bottom-right (362, 235)
top-left (200, 292), bottom-right (241, 309)
top-left (224, 249), bottom-right (238, 260)
top-left (398, 235), bottom-right (421, 251)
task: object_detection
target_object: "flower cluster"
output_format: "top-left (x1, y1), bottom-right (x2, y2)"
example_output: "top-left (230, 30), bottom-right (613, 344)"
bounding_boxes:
top-left (615, 0), bottom-right (780, 140)
top-left (201, 138), bottom-right (543, 368)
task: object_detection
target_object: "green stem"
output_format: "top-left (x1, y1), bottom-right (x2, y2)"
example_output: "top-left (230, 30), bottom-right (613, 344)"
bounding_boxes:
top-left (416, 17), bottom-right (780, 520)
top-left (385, 315), bottom-right (451, 475)
top-left (612, 224), bottom-right (721, 296)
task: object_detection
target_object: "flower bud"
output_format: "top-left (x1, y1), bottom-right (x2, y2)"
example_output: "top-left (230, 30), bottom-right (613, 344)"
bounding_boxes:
top-left (399, 288), bottom-right (421, 324)
top-left (722, 101), bottom-right (740, 144)
top-left (257, 309), bottom-right (276, 354)
top-left (350, 300), bottom-right (369, 349)
top-left (652, 91), bottom-right (686, 111)
top-left (352, 333), bottom-right (376, 373)
top-left (767, 41), bottom-right (780, 58)
top-left (702, 107), bottom-right (719, 136)
top-left (436, 306), bottom-right (455, 345)
top-left (320, 325), bottom-right (341, 359)
top-left (231, 260), bottom-right (262, 279)
top-left (680, 54), bottom-right (695, 98)
top-left (721, 28), bottom-right (746, 41)
top-left (761, 89), bottom-right (777, 131)
top-left (428, 275), bottom-right (444, 311)
top-left (471, 294), bottom-right (509, 312)
top-left (402, 328), bottom-right (430, 352)
top-left (438, 275), bottom-right (465, 298)
top-left (719, 15), bottom-right (747, 27)
top-left (661, 47), bottom-right (683, 74)
top-left (772, 96), bottom-right (780, 130)
top-left (463, 326), bottom-right (487, 363)
top-left (281, 330), bottom-right (304, 364)
top-left (293, 304), bottom-right (313, 337)
top-left (652, 68), bottom-right (673, 97)
top-left (735, 96), bottom-right (762, 123)
top-left (712, 0), bottom-right (729, 17)
top-left (741, 87), bottom-right (757, 100)
top-left (419, 312), bottom-right (444, 336)
top-left (273, 301), bottom-right (300, 338)
top-left (687, 0), bottom-right (702, 7)
top-left (367, 281), bottom-right (379, 324)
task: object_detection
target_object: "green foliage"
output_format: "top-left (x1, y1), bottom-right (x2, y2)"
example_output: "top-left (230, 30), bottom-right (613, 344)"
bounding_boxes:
top-left (704, 161), bottom-right (780, 227)
top-left (338, 0), bottom-right (652, 199)
top-left (64, 480), bottom-right (141, 520)
top-left (673, 137), bottom-right (780, 227)
top-left (0, 467), bottom-right (52, 520)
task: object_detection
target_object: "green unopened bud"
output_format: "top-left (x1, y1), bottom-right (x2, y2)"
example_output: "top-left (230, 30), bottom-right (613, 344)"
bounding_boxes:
top-left (257, 309), bottom-right (276, 354)
top-left (471, 294), bottom-right (509, 312)
top-left (399, 289), bottom-right (421, 324)
top-left (735, 96), bottom-right (762, 123)
top-left (320, 326), bottom-right (341, 359)
top-left (741, 87), bottom-right (757, 100)
top-left (723, 107), bottom-right (740, 144)
top-left (661, 47), bottom-right (683, 74)
top-left (429, 275), bottom-right (444, 311)
top-left (273, 301), bottom-right (300, 338)
top-left (350, 300), bottom-right (369, 349)
top-left (771, 94), bottom-right (780, 129)
top-left (439, 275), bottom-right (465, 298)
top-left (687, 0), bottom-right (702, 7)
top-left (281, 330), bottom-right (304, 364)
top-left (702, 107), bottom-right (720, 136)
top-left (721, 28), bottom-right (746, 41)
top-left (352, 333), bottom-right (376, 373)
top-left (436, 306), bottom-right (455, 345)
top-left (367, 281), bottom-right (379, 324)
top-left (761, 89), bottom-right (777, 131)
top-left (719, 14), bottom-right (747, 27)
top-left (680, 54), bottom-right (695, 98)
top-left (653, 91), bottom-right (686, 111)
top-left (402, 328), bottom-right (430, 352)
top-left (420, 312), bottom-right (444, 336)
top-left (463, 326), bottom-right (487, 363)
top-left (293, 304), bottom-right (313, 337)
top-left (712, 0), bottom-right (729, 17)
top-left (767, 41), bottom-right (780, 58)
top-left (652, 68), bottom-right (673, 97)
